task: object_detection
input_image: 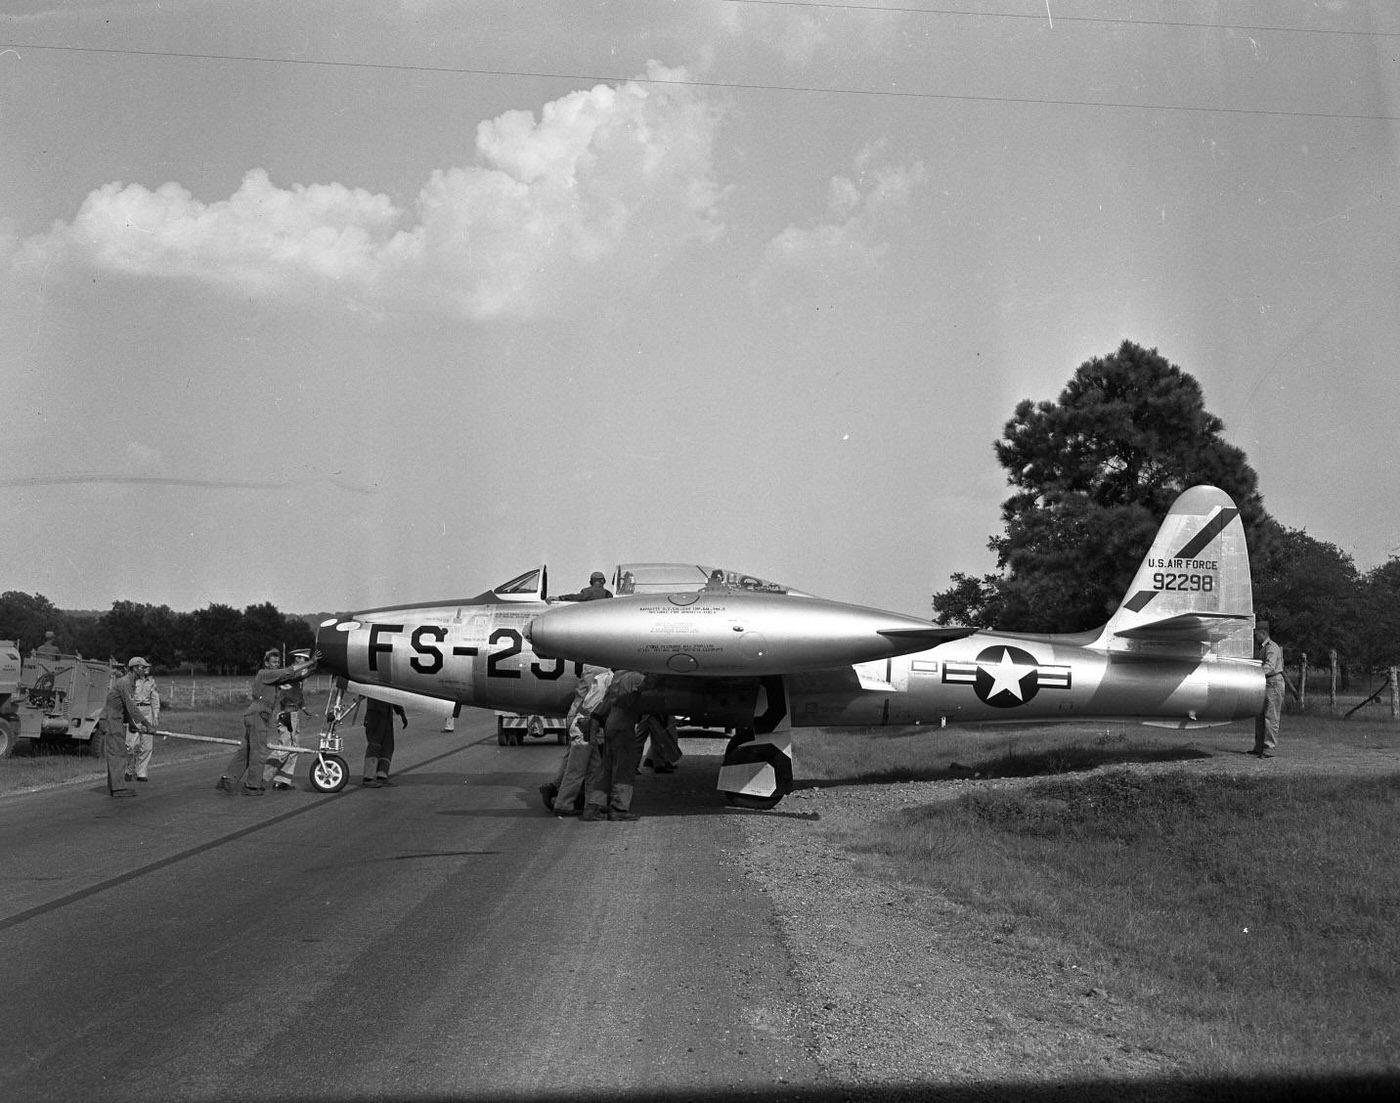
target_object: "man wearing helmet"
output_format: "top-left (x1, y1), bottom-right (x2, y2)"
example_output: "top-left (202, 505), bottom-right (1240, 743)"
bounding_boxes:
top-left (558, 571), bottom-right (613, 602)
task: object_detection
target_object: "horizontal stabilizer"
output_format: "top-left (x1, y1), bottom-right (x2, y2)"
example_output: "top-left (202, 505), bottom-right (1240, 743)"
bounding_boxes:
top-left (1112, 612), bottom-right (1254, 644)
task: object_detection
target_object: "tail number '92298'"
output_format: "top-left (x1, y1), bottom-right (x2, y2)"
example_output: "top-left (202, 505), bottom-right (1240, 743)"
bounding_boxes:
top-left (1151, 572), bottom-right (1214, 592)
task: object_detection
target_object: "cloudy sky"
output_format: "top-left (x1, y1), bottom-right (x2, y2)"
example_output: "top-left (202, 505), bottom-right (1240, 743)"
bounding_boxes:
top-left (3, 1), bottom-right (1397, 619)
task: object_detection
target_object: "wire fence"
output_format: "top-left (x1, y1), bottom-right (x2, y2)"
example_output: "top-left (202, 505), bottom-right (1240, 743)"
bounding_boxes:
top-left (158, 674), bottom-right (337, 711)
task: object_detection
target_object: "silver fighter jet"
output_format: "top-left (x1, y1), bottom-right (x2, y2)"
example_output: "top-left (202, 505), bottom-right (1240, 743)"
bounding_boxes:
top-left (315, 485), bottom-right (1261, 808)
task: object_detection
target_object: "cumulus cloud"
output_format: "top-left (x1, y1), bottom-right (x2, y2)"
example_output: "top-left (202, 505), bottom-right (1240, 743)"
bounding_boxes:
top-left (12, 63), bottom-right (726, 320)
top-left (752, 143), bottom-right (928, 292)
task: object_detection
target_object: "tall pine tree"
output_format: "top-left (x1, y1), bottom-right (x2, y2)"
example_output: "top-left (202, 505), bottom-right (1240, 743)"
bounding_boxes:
top-left (935, 340), bottom-right (1274, 632)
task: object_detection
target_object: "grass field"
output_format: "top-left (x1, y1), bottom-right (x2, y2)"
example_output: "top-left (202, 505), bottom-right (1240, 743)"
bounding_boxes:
top-left (793, 715), bottom-right (1400, 1076)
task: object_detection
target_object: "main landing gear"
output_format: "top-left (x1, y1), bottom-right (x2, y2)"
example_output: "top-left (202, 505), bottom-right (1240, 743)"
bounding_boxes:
top-left (717, 727), bottom-right (794, 811)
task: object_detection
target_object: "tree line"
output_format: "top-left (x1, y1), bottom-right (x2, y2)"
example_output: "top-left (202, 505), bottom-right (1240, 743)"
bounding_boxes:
top-left (932, 340), bottom-right (1400, 681)
top-left (6, 343), bottom-right (1394, 682)
top-left (0, 592), bottom-right (317, 675)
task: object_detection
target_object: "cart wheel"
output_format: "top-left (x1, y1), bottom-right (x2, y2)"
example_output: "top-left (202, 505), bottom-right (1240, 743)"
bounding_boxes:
top-left (309, 754), bottom-right (349, 793)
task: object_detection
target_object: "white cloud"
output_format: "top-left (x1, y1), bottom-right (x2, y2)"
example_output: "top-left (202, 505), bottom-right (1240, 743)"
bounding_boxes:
top-left (752, 143), bottom-right (928, 292)
top-left (12, 63), bottom-right (726, 320)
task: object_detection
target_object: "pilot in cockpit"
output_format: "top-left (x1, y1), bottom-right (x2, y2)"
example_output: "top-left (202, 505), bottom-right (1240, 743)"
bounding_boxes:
top-left (559, 571), bottom-right (613, 602)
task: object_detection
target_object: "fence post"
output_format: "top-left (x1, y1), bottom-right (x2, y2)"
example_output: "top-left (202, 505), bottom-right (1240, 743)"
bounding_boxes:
top-left (1391, 667), bottom-right (1399, 721)
top-left (1329, 649), bottom-right (1339, 715)
top-left (1298, 651), bottom-right (1308, 710)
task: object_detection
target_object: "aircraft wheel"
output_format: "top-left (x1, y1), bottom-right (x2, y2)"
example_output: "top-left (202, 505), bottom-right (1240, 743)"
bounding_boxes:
top-left (309, 754), bottom-right (349, 793)
top-left (720, 737), bottom-right (792, 811)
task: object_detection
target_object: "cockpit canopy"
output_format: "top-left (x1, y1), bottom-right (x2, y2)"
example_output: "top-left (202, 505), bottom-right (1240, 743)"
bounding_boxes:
top-left (484, 564), bottom-right (810, 603)
top-left (611, 563), bottom-right (806, 596)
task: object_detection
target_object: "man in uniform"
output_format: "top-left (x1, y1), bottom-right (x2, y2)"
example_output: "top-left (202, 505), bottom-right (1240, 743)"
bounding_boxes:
top-left (123, 656), bottom-right (160, 783)
top-left (541, 664), bottom-right (611, 816)
top-left (1252, 619), bottom-right (1284, 758)
top-left (581, 669), bottom-right (647, 822)
top-left (218, 647), bottom-right (319, 795)
top-left (103, 661), bottom-right (158, 798)
top-left (558, 571), bottom-right (613, 602)
top-left (264, 658), bottom-right (311, 791)
top-left (361, 696), bottom-right (407, 788)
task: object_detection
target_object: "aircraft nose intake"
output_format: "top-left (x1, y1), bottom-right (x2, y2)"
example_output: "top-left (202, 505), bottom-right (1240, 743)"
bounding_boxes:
top-left (315, 616), bottom-right (351, 677)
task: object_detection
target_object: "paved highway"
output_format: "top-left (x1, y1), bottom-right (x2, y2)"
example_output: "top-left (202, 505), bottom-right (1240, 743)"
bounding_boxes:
top-left (0, 713), bottom-right (822, 1101)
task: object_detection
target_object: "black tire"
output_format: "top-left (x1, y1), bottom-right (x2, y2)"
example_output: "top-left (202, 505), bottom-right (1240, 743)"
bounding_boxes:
top-left (309, 753), bottom-right (349, 793)
top-left (0, 717), bottom-right (18, 758)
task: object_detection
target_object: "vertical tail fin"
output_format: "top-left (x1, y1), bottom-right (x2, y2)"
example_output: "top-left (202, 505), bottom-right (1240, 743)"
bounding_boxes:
top-left (1096, 485), bottom-right (1255, 659)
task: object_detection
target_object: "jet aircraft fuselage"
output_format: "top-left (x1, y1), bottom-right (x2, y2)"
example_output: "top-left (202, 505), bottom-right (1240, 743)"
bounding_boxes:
top-left (316, 486), bottom-right (1264, 809)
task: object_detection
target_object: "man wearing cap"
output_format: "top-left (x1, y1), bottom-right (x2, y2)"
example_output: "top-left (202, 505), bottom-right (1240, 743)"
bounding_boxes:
top-left (123, 657), bottom-right (161, 784)
top-left (218, 646), bottom-right (319, 795)
top-left (558, 571), bottom-right (613, 602)
top-left (1252, 619), bottom-right (1285, 758)
top-left (102, 660), bottom-right (158, 798)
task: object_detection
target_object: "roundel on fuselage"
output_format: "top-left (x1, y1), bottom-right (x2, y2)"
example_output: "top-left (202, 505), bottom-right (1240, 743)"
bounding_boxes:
top-left (973, 644), bottom-right (1044, 708)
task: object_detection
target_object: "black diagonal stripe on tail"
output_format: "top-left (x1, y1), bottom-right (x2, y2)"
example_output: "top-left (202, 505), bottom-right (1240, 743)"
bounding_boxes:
top-left (1124, 589), bottom-right (1157, 613)
top-left (1172, 507), bottom-right (1239, 561)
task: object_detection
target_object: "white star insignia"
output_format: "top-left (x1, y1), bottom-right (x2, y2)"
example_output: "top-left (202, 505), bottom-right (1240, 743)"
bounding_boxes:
top-left (984, 649), bottom-right (1031, 700)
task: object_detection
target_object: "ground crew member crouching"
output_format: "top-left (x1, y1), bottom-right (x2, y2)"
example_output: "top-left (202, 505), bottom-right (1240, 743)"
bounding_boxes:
top-left (362, 697), bottom-right (407, 788)
top-left (639, 712), bottom-right (682, 773)
top-left (581, 669), bottom-right (647, 822)
top-left (103, 660), bottom-right (158, 798)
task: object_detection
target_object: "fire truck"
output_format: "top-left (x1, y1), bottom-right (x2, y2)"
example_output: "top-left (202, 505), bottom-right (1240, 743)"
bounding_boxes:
top-left (0, 641), bottom-right (112, 757)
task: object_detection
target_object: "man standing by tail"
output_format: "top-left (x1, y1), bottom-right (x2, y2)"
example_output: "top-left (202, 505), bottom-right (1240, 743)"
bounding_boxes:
top-left (1252, 619), bottom-right (1284, 758)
